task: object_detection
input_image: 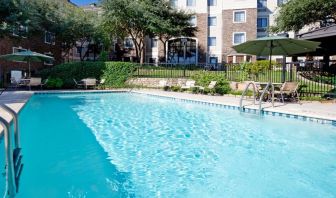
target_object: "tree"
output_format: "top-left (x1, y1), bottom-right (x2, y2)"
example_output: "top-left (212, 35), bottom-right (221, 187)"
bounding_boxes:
top-left (0, 0), bottom-right (30, 37)
top-left (272, 0), bottom-right (336, 33)
top-left (102, 0), bottom-right (196, 64)
top-left (146, 0), bottom-right (197, 62)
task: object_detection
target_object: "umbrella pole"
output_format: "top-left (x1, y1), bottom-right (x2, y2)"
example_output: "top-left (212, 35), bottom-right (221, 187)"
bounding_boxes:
top-left (28, 60), bottom-right (31, 78)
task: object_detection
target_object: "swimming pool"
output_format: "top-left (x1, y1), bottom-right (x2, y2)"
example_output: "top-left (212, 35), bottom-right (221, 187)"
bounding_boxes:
top-left (1, 92), bottom-right (336, 197)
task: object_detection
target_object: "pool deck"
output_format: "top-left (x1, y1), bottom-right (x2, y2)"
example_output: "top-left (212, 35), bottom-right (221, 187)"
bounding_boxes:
top-left (0, 89), bottom-right (335, 136)
top-left (133, 89), bottom-right (336, 122)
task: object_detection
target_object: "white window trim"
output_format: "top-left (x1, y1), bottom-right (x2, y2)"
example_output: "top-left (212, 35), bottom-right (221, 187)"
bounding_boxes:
top-left (208, 16), bottom-right (217, 26)
top-left (233, 10), bottom-right (246, 23)
top-left (45, 31), bottom-right (55, 45)
top-left (44, 52), bottom-right (54, 66)
top-left (232, 32), bottom-right (246, 45)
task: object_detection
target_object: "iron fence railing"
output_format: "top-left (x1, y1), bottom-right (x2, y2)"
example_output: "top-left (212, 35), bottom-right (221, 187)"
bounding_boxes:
top-left (134, 61), bottom-right (336, 97)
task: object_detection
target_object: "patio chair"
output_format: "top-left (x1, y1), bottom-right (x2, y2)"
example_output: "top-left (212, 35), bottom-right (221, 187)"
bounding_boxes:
top-left (41, 79), bottom-right (48, 89)
top-left (274, 82), bottom-right (300, 103)
top-left (27, 77), bottom-right (42, 90)
top-left (181, 80), bottom-right (196, 90)
top-left (83, 78), bottom-right (97, 89)
top-left (199, 81), bottom-right (217, 93)
top-left (73, 78), bottom-right (84, 89)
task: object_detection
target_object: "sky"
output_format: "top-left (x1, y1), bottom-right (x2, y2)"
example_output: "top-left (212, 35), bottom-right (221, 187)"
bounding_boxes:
top-left (71, 0), bottom-right (98, 6)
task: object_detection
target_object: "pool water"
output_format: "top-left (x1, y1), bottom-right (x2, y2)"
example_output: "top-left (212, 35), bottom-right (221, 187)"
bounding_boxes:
top-left (1, 93), bottom-right (336, 197)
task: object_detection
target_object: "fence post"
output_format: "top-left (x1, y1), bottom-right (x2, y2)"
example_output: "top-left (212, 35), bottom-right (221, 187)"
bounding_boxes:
top-left (289, 63), bottom-right (293, 82)
top-left (281, 56), bottom-right (286, 83)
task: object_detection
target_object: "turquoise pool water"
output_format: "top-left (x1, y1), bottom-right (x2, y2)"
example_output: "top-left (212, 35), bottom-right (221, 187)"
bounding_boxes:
top-left (1, 93), bottom-right (336, 197)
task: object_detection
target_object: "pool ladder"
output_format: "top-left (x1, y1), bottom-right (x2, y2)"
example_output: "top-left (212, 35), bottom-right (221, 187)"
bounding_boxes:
top-left (239, 82), bottom-right (275, 114)
top-left (0, 104), bottom-right (23, 198)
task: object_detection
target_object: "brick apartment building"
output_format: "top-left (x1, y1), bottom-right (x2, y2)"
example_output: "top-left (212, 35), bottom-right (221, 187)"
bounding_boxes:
top-left (125, 0), bottom-right (290, 64)
top-left (0, 30), bottom-right (62, 86)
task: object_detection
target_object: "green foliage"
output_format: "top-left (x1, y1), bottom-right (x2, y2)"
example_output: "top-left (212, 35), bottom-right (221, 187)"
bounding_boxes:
top-left (191, 86), bottom-right (200, 94)
top-left (234, 60), bottom-right (280, 81)
top-left (171, 86), bottom-right (181, 92)
top-left (98, 51), bottom-right (109, 62)
top-left (39, 61), bottom-right (136, 88)
top-left (163, 86), bottom-right (170, 91)
top-left (102, 0), bottom-right (196, 63)
top-left (191, 72), bottom-right (231, 95)
top-left (46, 77), bottom-right (63, 89)
top-left (272, 0), bottom-right (336, 32)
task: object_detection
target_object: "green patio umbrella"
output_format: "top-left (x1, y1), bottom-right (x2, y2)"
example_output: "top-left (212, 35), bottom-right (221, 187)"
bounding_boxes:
top-left (232, 36), bottom-right (320, 70)
top-left (0, 50), bottom-right (54, 77)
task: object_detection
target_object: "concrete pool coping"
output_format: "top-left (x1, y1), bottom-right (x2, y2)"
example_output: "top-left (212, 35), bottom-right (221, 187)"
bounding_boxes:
top-left (1, 89), bottom-right (335, 136)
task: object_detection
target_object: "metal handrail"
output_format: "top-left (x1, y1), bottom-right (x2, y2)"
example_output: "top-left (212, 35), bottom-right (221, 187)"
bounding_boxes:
top-left (0, 105), bottom-right (20, 148)
top-left (239, 82), bottom-right (257, 111)
top-left (258, 82), bottom-right (275, 113)
top-left (0, 117), bottom-right (17, 197)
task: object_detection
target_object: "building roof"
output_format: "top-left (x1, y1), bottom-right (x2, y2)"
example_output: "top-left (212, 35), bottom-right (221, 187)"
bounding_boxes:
top-left (298, 24), bottom-right (336, 40)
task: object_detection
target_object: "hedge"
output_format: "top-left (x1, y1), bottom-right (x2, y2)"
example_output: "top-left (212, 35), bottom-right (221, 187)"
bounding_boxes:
top-left (39, 61), bottom-right (136, 88)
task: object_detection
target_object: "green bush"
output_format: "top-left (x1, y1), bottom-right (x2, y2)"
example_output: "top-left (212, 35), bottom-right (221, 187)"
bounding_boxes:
top-left (191, 86), bottom-right (200, 94)
top-left (98, 51), bottom-right (109, 62)
top-left (191, 72), bottom-right (231, 95)
top-left (171, 86), bottom-right (181, 92)
top-left (46, 78), bottom-right (63, 89)
top-left (39, 61), bottom-right (136, 88)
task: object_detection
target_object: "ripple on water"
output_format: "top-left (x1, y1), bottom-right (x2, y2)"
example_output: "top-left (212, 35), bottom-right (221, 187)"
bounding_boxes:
top-left (72, 93), bottom-right (336, 198)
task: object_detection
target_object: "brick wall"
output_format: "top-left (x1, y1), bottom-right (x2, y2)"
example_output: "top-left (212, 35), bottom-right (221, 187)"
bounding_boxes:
top-left (222, 8), bottom-right (257, 61)
top-left (0, 33), bottom-right (62, 85)
top-left (196, 13), bottom-right (208, 63)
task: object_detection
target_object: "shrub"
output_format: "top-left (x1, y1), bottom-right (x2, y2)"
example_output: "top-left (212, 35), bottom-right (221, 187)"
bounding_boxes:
top-left (46, 78), bottom-right (63, 89)
top-left (191, 86), bottom-right (200, 94)
top-left (171, 86), bottom-right (181, 92)
top-left (191, 72), bottom-right (231, 95)
top-left (163, 86), bottom-right (170, 91)
top-left (98, 51), bottom-right (109, 62)
top-left (39, 61), bottom-right (136, 88)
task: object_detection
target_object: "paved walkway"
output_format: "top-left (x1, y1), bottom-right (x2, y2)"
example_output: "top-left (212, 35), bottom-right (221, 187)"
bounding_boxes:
top-left (133, 89), bottom-right (336, 121)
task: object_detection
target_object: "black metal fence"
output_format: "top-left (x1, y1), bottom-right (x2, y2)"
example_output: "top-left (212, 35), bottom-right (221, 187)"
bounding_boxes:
top-left (134, 61), bottom-right (336, 97)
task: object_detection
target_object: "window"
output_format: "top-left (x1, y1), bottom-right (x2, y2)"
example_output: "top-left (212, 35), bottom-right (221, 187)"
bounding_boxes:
top-left (12, 47), bottom-right (27, 62)
top-left (45, 31), bottom-right (55, 45)
top-left (209, 57), bottom-right (218, 64)
top-left (236, 55), bottom-right (244, 63)
top-left (277, 0), bottom-right (288, 6)
top-left (44, 52), bottom-right (53, 65)
top-left (233, 11), bottom-right (246, 23)
top-left (13, 25), bottom-right (28, 37)
top-left (257, 0), bottom-right (267, 11)
top-left (189, 15), bottom-right (197, 26)
top-left (151, 38), bottom-right (158, 48)
top-left (124, 38), bottom-right (134, 48)
top-left (208, 16), bottom-right (217, 26)
top-left (170, 0), bottom-right (178, 7)
top-left (208, 0), bottom-right (216, 6)
top-left (233, 32), bottom-right (246, 45)
top-left (257, 17), bottom-right (268, 30)
top-left (186, 0), bottom-right (195, 6)
top-left (208, 37), bottom-right (216, 46)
